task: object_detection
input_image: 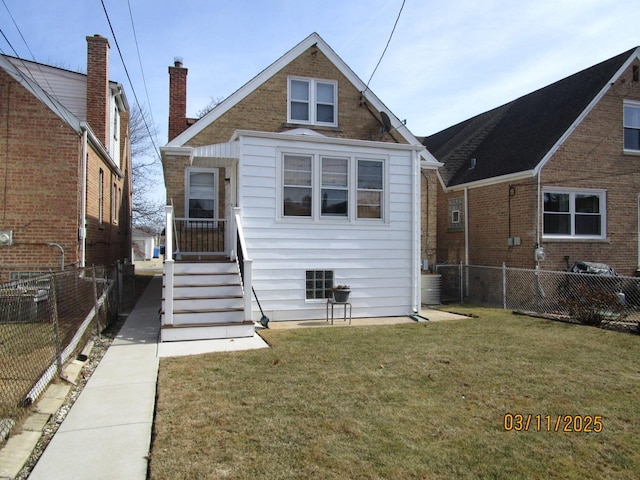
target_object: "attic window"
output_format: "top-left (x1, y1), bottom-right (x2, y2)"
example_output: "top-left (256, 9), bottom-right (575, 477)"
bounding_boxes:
top-left (469, 158), bottom-right (477, 169)
top-left (288, 77), bottom-right (337, 127)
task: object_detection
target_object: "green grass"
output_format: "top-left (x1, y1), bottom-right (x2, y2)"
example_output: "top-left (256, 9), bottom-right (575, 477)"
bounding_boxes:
top-left (150, 309), bottom-right (640, 479)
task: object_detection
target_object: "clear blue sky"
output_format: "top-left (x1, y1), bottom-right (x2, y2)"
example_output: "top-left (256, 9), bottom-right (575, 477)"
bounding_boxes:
top-left (2, 0), bottom-right (639, 158)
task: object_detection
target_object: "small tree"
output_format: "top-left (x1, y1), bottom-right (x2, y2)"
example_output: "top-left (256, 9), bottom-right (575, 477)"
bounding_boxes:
top-left (130, 104), bottom-right (164, 232)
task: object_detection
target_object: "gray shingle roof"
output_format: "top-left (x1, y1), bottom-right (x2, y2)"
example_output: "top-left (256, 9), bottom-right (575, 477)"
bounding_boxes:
top-left (424, 48), bottom-right (638, 187)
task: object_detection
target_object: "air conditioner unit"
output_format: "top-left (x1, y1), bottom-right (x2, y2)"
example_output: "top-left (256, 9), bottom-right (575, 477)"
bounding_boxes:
top-left (0, 230), bottom-right (13, 246)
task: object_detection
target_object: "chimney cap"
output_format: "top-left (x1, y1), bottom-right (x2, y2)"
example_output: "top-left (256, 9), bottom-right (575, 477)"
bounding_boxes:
top-left (174, 57), bottom-right (183, 67)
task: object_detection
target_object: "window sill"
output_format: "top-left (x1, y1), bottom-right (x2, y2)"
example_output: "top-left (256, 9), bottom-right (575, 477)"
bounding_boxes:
top-left (282, 122), bottom-right (343, 133)
top-left (623, 149), bottom-right (640, 156)
top-left (542, 236), bottom-right (610, 243)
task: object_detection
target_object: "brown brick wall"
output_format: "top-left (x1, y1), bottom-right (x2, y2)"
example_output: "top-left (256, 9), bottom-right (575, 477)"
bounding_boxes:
top-left (185, 46), bottom-right (402, 148)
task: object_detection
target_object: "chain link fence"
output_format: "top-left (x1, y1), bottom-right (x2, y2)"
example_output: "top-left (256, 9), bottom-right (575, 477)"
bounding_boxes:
top-left (436, 263), bottom-right (640, 331)
top-left (0, 263), bottom-right (135, 436)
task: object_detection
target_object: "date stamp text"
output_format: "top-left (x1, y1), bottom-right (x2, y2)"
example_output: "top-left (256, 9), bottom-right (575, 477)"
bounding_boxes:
top-left (503, 414), bottom-right (603, 433)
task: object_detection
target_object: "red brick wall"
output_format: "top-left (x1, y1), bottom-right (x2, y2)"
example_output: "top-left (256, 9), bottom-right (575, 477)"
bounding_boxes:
top-left (0, 65), bottom-right (131, 282)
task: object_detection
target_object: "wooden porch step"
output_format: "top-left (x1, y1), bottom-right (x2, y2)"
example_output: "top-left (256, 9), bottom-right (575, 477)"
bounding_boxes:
top-left (162, 320), bottom-right (254, 329)
top-left (169, 308), bottom-right (244, 315)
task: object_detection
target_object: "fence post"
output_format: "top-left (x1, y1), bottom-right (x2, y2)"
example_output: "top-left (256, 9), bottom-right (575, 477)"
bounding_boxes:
top-left (49, 274), bottom-right (64, 378)
top-left (459, 262), bottom-right (464, 303)
top-left (117, 261), bottom-right (123, 313)
top-left (502, 262), bottom-right (507, 310)
top-left (92, 268), bottom-right (101, 336)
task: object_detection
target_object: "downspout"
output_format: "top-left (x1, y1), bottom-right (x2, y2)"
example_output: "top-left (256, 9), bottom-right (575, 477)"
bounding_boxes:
top-left (412, 149), bottom-right (421, 315)
top-left (80, 128), bottom-right (88, 267)
top-left (464, 187), bottom-right (469, 266)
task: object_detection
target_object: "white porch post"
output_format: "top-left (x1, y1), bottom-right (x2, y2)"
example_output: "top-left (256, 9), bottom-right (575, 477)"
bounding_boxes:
top-left (164, 206), bottom-right (174, 326)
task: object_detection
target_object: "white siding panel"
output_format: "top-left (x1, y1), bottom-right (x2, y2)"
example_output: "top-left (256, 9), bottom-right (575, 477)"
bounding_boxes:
top-left (239, 134), bottom-right (417, 321)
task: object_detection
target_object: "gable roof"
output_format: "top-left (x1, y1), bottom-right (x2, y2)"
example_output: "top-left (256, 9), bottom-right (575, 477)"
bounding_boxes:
top-left (166, 33), bottom-right (439, 165)
top-left (424, 47), bottom-right (640, 189)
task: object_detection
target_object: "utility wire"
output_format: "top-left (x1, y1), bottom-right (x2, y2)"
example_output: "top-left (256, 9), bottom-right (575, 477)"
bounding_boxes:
top-left (99, 0), bottom-right (161, 160)
top-left (364, 0), bottom-right (406, 93)
top-left (126, 0), bottom-right (160, 150)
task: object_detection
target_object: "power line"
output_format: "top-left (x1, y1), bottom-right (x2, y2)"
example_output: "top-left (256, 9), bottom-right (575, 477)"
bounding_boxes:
top-left (99, 0), bottom-right (161, 160)
top-left (364, 0), bottom-right (406, 93)
top-left (126, 0), bottom-right (159, 147)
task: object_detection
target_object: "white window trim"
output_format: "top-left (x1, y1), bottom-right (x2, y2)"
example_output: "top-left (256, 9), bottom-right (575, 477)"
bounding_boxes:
top-left (185, 167), bottom-right (219, 224)
top-left (277, 149), bottom-right (388, 224)
top-left (542, 187), bottom-right (606, 240)
top-left (623, 99), bottom-right (640, 154)
top-left (287, 76), bottom-right (338, 127)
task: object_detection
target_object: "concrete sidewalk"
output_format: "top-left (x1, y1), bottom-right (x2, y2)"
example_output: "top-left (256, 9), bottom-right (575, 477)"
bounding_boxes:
top-left (27, 275), bottom-right (163, 480)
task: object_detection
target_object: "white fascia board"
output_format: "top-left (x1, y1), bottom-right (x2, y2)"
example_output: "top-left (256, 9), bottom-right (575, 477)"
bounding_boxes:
top-left (534, 47), bottom-right (640, 176)
top-left (442, 169), bottom-right (535, 193)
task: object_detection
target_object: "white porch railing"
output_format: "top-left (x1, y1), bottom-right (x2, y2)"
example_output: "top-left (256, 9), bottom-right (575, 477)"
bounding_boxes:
top-left (164, 205), bottom-right (175, 326)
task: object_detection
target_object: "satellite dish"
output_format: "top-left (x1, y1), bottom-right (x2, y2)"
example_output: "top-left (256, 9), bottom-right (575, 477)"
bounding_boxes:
top-left (379, 111), bottom-right (392, 133)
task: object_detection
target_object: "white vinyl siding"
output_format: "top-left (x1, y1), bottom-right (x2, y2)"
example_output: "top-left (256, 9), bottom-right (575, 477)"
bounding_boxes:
top-left (237, 134), bottom-right (416, 321)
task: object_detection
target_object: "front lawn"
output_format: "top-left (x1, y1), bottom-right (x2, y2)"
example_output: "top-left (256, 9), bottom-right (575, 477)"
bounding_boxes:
top-left (150, 309), bottom-right (640, 479)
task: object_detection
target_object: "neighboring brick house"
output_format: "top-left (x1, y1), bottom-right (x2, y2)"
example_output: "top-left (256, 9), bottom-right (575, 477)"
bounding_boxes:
top-left (424, 47), bottom-right (640, 276)
top-left (160, 33), bottom-right (440, 340)
top-left (0, 35), bottom-right (132, 282)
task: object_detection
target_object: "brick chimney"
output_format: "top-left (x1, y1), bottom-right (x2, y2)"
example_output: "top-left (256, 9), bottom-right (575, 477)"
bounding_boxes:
top-left (168, 58), bottom-right (188, 141)
top-left (86, 34), bottom-right (110, 146)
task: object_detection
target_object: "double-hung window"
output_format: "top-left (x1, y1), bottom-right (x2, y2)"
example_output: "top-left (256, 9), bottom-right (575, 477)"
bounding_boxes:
top-left (321, 157), bottom-right (348, 217)
top-left (283, 155), bottom-right (313, 217)
top-left (543, 189), bottom-right (606, 238)
top-left (624, 100), bottom-right (640, 152)
top-left (288, 77), bottom-right (337, 126)
top-left (357, 160), bottom-right (383, 219)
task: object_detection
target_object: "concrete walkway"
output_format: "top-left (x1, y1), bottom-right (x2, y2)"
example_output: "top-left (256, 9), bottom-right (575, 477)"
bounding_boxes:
top-left (1, 273), bottom-right (468, 479)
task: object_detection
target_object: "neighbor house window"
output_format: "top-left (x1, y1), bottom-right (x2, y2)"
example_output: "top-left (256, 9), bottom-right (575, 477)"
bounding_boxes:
top-left (543, 189), bottom-right (606, 238)
top-left (112, 182), bottom-right (118, 224)
top-left (624, 101), bottom-right (640, 152)
top-left (306, 270), bottom-right (334, 299)
top-left (357, 159), bottom-right (383, 219)
top-left (186, 168), bottom-right (218, 219)
top-left (448, 197), bottom-right (463, 231)
top-left (98, 169), bottom-right (104, 227)
top-left (288, 77), bottom-right (337, 126)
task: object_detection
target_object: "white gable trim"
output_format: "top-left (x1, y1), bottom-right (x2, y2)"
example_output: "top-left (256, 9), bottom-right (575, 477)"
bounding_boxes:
top-left (534, 47), bottom-right (640, 176)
